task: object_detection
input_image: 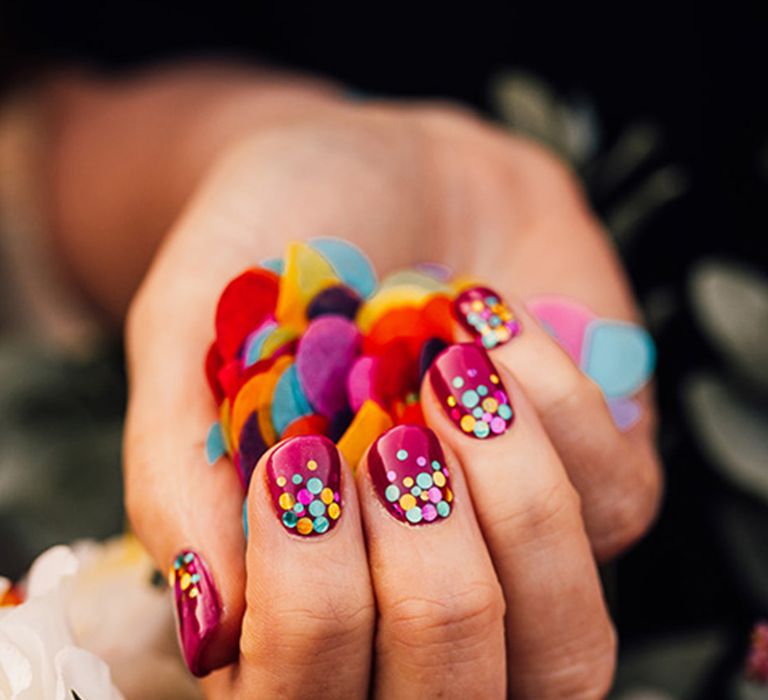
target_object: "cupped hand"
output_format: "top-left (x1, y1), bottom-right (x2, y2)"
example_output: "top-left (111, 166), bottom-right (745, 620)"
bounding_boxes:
top-left (123, 98), bottom-right (661, 699)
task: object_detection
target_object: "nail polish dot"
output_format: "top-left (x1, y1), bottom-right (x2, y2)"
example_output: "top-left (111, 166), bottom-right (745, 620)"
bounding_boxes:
top-left (403, 477), bottom-right (414, 488)
top-left (460, 414), bottom-right (476, 432)
top-left (416, 472), bottom-right (433, 489)
top-left (387, 470), bottom-right (397, 482)
top-left (498, 404), bottom-right (513, 420)
top-left (482, 397), bottom-right (498, 412)
top-left (321, 487), bottom-right (334, 504)
top-left (473, 421), bottom-right (490, 438)
top-left (297, 517), bottom-right (314, 535)
top-left (293, 503), bottom-right (305, 514)
top-left (491, 417), bottom-right (507, 434)
top-left (399, 494), bottom-right (417, 510)
top-left (411, 486), bottom-right (422, 496)
top-left (461, 390), bottom-right (479, 408)
top-left (328, 502), bottom-right (341, 519)
top-left (385, 485), bottom-right (400, 502)
top-left (307, 459), bottom-right (318, 471)
top-left (437, 501), bottom-right (451, 517)
top-left (428, 486), bottom-right (442, 502)
top-left (396, 449), bottom-right (408, 461)
top-left (433, 471), bottom-right (446, 487)
top-left (298, 488), bottom-right (313, 504)
top-left (307, 477), bottom-right (323, 494)
top-left (422, 504), bottom-right (438, 522)
top-left (313, 516), bottom-right (329, 533)
top-left (283, 511), bottom-right (298, 528)
top-left (279, 492), bottom-right (295, 510)
top-left (309, 500), bottom-right (326, 517)
top-left (490, 374), bottom-right (500, 384)
top-left (276, 476), bottom-right (287, 487)
top-left (416, 456), bottom-right (427, 467)
top-left (472, 406), bottom-right (484, 418)
top-left (292, 474), bottom-right (303, 485)
top-left (447, 396), bottom-right (457, 407)
top-left (431, 460), bottom-right (441, 470)
top-left (406, 507), bottom-right (423, 524)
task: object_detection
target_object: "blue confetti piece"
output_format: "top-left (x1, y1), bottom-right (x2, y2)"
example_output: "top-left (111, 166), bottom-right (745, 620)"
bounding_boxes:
top-left (271, 364), bottom-right (313, 436)
top-left (243, 499), bottom-right (249, 539)
top-left (242, 321), bottom-right (277, 367)
top-left (309, 237), bottom-right (377, 299)
top-left (582, 321), bottom-right (656, 398)
top-left (261, 258), bottom-right (284, 274)
top-left (205, 421), bottom-right (226, 465)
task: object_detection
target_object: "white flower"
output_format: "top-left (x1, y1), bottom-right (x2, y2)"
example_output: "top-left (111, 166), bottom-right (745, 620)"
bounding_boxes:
top-left (0, 545), bottom-right (124, 700)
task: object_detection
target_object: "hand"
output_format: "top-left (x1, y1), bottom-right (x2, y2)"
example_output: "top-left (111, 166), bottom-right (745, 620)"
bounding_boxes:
top-left (117, 98), bottom-right (660, 699)
top-left (10, 65), bottom-right (647, 697)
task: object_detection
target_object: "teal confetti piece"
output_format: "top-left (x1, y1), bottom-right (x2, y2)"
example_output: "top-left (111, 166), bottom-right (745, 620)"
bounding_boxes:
top-left (205, 421), bottom-right (226, 465)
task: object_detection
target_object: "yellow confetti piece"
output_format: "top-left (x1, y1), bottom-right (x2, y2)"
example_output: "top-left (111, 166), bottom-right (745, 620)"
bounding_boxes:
top-left (276, 241), bottom-right (340, 333)
top-left (355, 286), bottom-right (435, 333)
top-left (260, 325), bottom-right (299, 360)
top-left (337, 400), bottom-right (393, 472)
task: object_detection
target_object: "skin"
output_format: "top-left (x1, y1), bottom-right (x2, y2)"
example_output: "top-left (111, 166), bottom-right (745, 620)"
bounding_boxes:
top-left (40, 63), bottom-right (662, 699)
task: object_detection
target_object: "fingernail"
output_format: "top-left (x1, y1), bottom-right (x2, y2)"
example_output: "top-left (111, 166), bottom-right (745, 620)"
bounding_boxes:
top-left (369, 424), bottom-right (453, 525)
top-left (454, 286), bottom-right (521, 349)
top-left (266, 435), bottom-right (342, 537)
top-left (170, 550), bottom-right (221, 677)
top-left (429, 343), bottom-right (514, 439)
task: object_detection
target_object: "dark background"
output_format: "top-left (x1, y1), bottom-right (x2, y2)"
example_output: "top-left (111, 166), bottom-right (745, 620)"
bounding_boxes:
top-left (1, 3), bottom-right (767, 697)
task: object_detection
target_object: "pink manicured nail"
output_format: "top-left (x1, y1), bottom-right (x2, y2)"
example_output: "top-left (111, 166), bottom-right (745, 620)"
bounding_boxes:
top-left (369, 425), bottom-right (453, 525)
top-left (170, 550), bottom-right (221, 677)
top-left (429, 343), bottom-right (514, 439)
top-left (266, 435), bottom-right (342, 537)
top-left (453, 286), bottom-right (521, 349)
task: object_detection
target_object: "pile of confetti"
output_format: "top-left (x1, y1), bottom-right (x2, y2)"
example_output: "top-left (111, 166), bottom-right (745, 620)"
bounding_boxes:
top-left (204, 238), bottom-right (473, 490)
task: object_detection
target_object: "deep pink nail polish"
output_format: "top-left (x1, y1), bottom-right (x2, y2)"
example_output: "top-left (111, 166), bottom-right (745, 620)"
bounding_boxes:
top-left (454, 286), bottom-right (521, 349)
top-left (369, 424), bottom-right (453, 525)
top-left (429, 343), bottom-right (514, 439)
top-left (266, 435), bottom-right (342, 537)
top-left (170, 550), bottom-right (221, 677)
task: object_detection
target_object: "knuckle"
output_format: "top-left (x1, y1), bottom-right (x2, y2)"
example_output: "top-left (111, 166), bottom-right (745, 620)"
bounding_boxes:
top-left (242, 592), bottom-right (374, 665)
top-left (490, 476), bottom-right (581, 544)
top-left (386, 580), bottom-right (505, 657)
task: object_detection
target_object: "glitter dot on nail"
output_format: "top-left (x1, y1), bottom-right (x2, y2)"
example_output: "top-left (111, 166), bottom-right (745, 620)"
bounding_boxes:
top-left (452, 376), bottom-right (465, 389)
top-left (314, 516), bottom-right (329, 533)
top-left (431, 460), bottom-right (441, 470)
top-left (433, 470), bottom-right (446, 487)
top-left (283, 511), bottom-right (298, 528)
top-left (447, 396), bottom-right (457, 407)
top-left (411, 486), bottom-right (422, 496)
top-left (328, 502), bottom-right (341, 519)
top-left (297, 517), bottom-right (314, 535)
top-left (490, 417), bottom-right (507, 434)
top-left (472, 406), bottom-right (484, 418)
top-left (416, 472), bottom-right (433, 489)
top-left (406, 507), bottom-right (423, 524)
top-left (307, 459), bottom-right (318, 471)
top-left (490, 374), bottom-right (500, 384)
top-left (387, 470), bottom-right (397, 482)
top-left (279, 492), bottom-right (295, 510)
top-left (416, 456), bottom-right (427, 467)
top-left (403, 477), bottom-right (414, 488)
top-left (482, 397), bottom-right (498, 413)
top-left (292, 474), bottom-right (303, 485)
top-left (293, 503), bottom-right (305, 514)
top-left (385, 484), bottom-right (400, 502)
top-left (422, 504), bottom-right (438, 521)
top-left (460, 414), bottom-right (476, 432)
top-left (396, 449), bottom-right (408, 461)
top-left (298, 489), bottom-right (313, 505)
top-left (428, 486), bottom-right (442, 502)
top-left (309, 500), bottom-right (326, 517)
top-left (276, 476), bottom-right (287, 487)
top-left (473, 421), bottom-right (490, 438)
top-left (321, 488), bottom-right (334, 504)
top-left (498, 404), bottom-right (513, 420)
top-left (462, 390), bottom-right (479, 408)
top-left (399, 494), bottom-right (417, 510)
top-left (307, 477), bottom-right (323, 494)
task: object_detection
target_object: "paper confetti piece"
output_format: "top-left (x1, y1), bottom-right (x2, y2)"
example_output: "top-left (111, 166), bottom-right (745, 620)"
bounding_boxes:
top-left (337, 400), bottom-right (394, 471)
top-left (309, 237), bottom-right (377, 299)
top-left (276, 241), bottom-right (340, 332)
top-left (296, 315), bottom-right (361, 418)
top-left (205, 421), bottom-right (226, 465)
top-left (215, 268), bottom-right (279, 359)
top-left (271, 363), bottom-right (313, 436)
